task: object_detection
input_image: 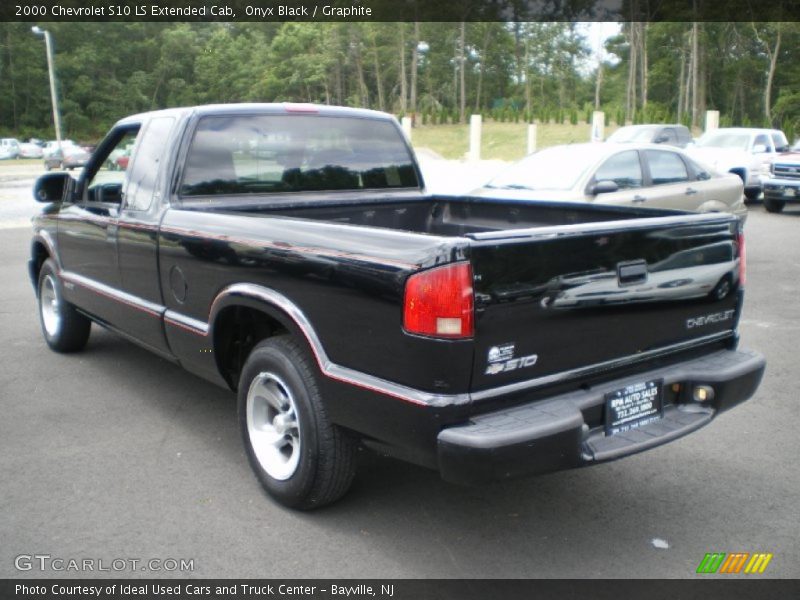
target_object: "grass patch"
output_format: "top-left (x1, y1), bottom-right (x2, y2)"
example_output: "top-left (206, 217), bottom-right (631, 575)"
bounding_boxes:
top-left (0, 158), bottom-right (42, 168)
top-left (411, 121), bottom-right (621, 161)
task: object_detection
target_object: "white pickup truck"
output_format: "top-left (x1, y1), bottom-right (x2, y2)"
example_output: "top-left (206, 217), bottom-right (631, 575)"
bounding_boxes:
top-left (686, 127), bottom-right (789, 201)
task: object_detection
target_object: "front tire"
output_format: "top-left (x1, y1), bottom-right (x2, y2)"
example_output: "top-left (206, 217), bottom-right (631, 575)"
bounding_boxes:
top-left (764, 197), bottom-right (786, 213)
top-left (37, 259), bottom-right (91, 352)
top-left (238, 336), bottom-right (357, 509)
top-left (744, 187), bottom-right (762, 202)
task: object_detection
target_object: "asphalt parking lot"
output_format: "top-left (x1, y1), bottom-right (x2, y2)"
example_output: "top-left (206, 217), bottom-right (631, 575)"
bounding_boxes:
top-left (1, 194), bottom-right (799, 579)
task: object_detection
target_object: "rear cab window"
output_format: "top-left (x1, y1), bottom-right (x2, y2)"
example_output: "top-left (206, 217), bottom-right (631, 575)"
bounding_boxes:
top-left (179, 114), bottom-right (420, 197)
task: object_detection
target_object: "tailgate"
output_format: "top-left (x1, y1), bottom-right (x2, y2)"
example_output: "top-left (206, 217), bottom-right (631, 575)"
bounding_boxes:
top-left (468, 214), bottom-right (743, 392)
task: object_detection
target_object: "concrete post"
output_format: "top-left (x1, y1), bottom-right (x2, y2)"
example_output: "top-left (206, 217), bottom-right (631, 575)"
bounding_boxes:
top-left (469, 114), bottom-right (482, 161)
top-left (705, 110), bottom-right (720, 132)
top-left (527, 123), bottom-right (538, 154)
top-left (401, 117), bottom-right (413, 141)
top-left (591, 111), bottom-right (605, 142)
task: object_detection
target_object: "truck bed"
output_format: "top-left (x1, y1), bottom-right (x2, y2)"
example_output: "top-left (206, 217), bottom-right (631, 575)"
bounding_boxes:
top-left (224, 195), bottom-right (677, 236)
top-left (192, 196), bottom-right (743, 398)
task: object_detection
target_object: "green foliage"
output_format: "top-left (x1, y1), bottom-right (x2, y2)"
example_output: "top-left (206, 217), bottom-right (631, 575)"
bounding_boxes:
top-left (2, 21), bottom-right (800, 141)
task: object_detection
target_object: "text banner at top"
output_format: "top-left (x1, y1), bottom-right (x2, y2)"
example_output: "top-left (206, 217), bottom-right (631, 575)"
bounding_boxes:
top-left (5, 0), bottom-right (800, 22)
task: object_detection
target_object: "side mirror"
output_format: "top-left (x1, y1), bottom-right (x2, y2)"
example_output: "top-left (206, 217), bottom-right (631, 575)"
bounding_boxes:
top-left (33, 172), bottom-right (73, 204)
top-left (654, 134), bottom-right (669, 144)
top-left (752, 144), bottom-right (768, 154)
top-left (591, 180), bottom-right (620, 195)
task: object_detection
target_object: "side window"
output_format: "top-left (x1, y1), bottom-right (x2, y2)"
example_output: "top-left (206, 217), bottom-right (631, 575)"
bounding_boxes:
top-left (125, 117), bottom-right (175, 211)
top-left (645, 150), bottom-right (690, 185)
top-left (85, 127), bottom-right (140, 202)
top-left (594, 151), bottom-right (643, 189)
top-left (685, 156), bottom-right (711, 181)
top-left (753, 134), bottom-right (770, 153)
top-left (662, 128), bottom-right (678, 145)
top-left (771, 132), bottom-right (788, 152)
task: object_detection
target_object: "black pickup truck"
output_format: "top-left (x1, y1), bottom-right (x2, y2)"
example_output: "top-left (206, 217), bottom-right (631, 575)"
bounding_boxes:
top-left (30, 104), bottom-right (765, 509)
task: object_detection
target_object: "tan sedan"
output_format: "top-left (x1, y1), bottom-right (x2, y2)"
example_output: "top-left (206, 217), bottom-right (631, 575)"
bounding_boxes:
top-left (472, 143), bottom-right (747, 221)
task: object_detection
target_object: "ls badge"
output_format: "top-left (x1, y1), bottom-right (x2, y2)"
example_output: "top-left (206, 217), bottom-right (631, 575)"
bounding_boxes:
top-left (485, 343), bottom-right (538, 375)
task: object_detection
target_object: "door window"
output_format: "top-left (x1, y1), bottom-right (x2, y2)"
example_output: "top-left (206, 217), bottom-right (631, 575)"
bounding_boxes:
top-left (594, 151), bottom-right (643, 189)
top-left (753, 134), bottom-right (771, 153)
top-left (125, 117), bottom-right (175, 211)
top-left (645, 150), bottom-right (690, 185)
top-left (85, 128), bottom-right (140, 203)
top-left (771, 132), bottom-right (788, 152)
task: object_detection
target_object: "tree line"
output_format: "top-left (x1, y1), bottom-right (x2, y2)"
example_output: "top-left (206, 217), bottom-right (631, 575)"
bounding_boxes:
top-left (1, 21), bottom-right (799, 143)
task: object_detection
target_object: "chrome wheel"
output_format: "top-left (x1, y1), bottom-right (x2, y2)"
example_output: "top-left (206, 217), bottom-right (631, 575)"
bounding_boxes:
top-left (714, 278), bottom-right (731, 300)
top-left (246, 372), bottom-right (301, 481)
top-left (40, 274), bottom-right (61, 337)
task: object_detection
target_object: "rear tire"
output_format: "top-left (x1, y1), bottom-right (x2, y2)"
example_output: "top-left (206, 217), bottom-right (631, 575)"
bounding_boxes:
top-left (238, 336), bottom-right (357, 509)
top-left (764, 198), bottom-right (786, 213)
top-left (37, 259), bottom-right (91, 353)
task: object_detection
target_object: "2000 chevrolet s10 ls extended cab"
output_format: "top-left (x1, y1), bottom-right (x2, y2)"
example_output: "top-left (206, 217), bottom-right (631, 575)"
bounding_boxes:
top-left (30, 104), bottom-right (765, 509)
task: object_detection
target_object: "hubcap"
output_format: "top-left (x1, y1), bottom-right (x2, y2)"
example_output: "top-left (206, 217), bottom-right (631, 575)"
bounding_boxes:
top-left (246, 372), bottom-right (301, 481)
top-left (40, 274), bottom-right (61, 337)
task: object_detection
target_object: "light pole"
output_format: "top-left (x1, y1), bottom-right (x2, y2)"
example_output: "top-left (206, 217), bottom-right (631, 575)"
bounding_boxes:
top-left (31, 26), bottom-right (62, 150)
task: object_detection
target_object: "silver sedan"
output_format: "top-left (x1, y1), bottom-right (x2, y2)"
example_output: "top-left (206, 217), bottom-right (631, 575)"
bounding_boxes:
top-left (472, 143), bottom-right (747, 220)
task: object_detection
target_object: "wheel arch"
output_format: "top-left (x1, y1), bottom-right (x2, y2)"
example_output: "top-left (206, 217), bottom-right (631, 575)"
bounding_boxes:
top-left (30, 231), bottom-right (60, 292)
top-left (208, 284), bottom-right (326, 391)
top-left (728, 167), bottom-right (747, 183)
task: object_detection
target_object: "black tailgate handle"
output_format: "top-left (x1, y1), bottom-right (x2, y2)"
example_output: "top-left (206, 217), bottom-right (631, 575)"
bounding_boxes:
top-left (617, 260), bottom-right (648, 286)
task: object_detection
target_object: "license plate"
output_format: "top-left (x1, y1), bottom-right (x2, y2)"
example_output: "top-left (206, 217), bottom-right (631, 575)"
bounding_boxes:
top-left (784, 188), bottom-right (795, 197)
top-left (605, 379), bottom-right (663, 436)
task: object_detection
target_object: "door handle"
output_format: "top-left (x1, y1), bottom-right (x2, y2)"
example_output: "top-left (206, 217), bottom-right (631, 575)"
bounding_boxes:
top-left (633, 195), bottom-right (646, 203)
top-left (685, 187), bottom-right (698, 195)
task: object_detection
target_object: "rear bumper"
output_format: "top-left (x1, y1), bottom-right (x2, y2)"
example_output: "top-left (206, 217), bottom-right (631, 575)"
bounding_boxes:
top-left (437, 349), bottom-right (765, 485)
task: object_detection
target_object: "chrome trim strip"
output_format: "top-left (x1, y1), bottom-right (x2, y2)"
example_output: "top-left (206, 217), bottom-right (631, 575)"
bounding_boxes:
top-left (164, 309), bottom-right (209, 335)
top-left (60, 271), bottom-right (164, 317)
top-left (210, 283), bottom-right (471, 408)
top-left (54, 275), bottom-right (735, 409)
top-left (469, 331), bottom-right (734, 402)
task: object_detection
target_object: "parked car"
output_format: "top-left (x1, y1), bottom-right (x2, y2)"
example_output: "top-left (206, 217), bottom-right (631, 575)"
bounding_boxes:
top-left (29, 104), bottom-right (764, 509)
top-left (43, 139), bottom-right (77, 159)
top-left (761, 149), bottom-right (800, 213)
top-left (0, 137), bottom-right (21, 159)
top-left (472, 143), bottom-right (747, 220)
top-left (685, 127), bottom-right (789, 201)
top-left (607, 124), bottom-right (693, 148)
top-left (43, 142), bottom-right (91, 171)
top-left (18, 141), bottom-right (44, 159)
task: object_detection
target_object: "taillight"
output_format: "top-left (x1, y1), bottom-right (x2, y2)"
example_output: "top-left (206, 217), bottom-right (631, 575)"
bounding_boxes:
top-left (737, 231), bottom-right (746, 287)
top-left (403, 262), bottom-right (474, 339)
